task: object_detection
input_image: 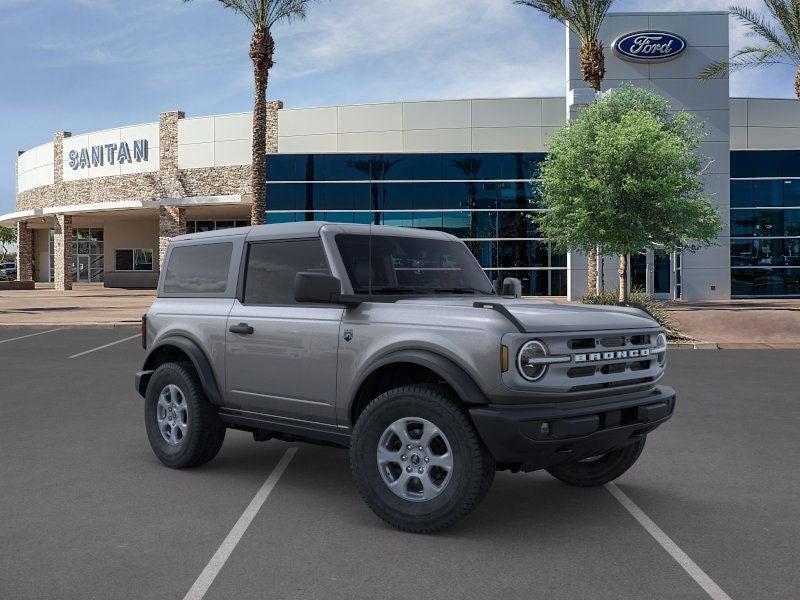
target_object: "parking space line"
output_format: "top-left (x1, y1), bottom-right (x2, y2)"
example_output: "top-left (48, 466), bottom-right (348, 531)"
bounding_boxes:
top-left (0, 329), bottom-right (63, 345)
top-left (68, 334), bottom-right (140, 359)
top-left (606, 483), bottom-right (733, 600)
top-left (183, 447), bottom-right (298, 600)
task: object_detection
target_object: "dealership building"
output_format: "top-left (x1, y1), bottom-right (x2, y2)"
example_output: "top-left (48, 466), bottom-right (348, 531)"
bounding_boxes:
top-left (3, 10), bottom-right (800, 299)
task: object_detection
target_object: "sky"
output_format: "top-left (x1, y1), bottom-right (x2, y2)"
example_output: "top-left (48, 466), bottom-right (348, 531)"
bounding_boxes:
top-left (0, 0), bottom-right (797, 216)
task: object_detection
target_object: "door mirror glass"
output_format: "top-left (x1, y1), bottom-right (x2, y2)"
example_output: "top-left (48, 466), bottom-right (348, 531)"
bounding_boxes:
top-left (295, 272), bottom-right (343, 304)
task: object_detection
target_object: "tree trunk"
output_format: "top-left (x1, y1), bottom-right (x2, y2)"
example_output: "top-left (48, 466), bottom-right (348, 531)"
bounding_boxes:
top-left (580, 40), bottom-right (605, 92)
top-left (249, 29), bottom-right (275, 226)
top-left (587, 246), bottom-right (597, 296)
top-left (796, 67), bottom-right (800, 102)
top-left (618, 254), bottom-right (628, 304)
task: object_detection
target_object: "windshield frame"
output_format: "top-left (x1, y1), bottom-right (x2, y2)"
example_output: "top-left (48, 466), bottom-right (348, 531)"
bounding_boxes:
top-left (331, 231), bottom-right (496, 299)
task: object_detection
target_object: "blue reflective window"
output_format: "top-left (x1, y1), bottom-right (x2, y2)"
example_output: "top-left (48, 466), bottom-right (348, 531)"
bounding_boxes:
top-left (379, 211), bottom-right (413, 228)
top-left (412, 155), bottom-right (443, 180)
top-left (442, 211), bottom-right (472, 237)
top-left (266, 212), bottom-right (296, 224)
top-left (378, 183), bottom-right (412, 211)
top-left (731, 239), bottom-right (800, 267)
top-left (783, 180), bottom-right (800, 207)
top-left (266, 184), bottom-right (299, 211)
top-left (266, 155), bottom-right (297, 181)
top-left (754, 180), bottom-right (783, 207)
top-left (732, 268), bottom-right (800, 296)
top-left (754, 151), bottom-right (783, 177)
top-left (441, 183), bottom-right (470, 209)
top-left (324, 183), bottom-right (353, 211)
top-left (413, 212), bottom-right (443, 229)
top-left (730, 181), bottom-right (753, 208)
top-left (730, 151), bottom-right (753, 178)
top-left (411, 182), bottom-right (443, 210)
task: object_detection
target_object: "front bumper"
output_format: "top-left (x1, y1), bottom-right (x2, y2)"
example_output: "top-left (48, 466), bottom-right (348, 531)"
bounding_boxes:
top-left (469, 385), bottom-right (675, 472)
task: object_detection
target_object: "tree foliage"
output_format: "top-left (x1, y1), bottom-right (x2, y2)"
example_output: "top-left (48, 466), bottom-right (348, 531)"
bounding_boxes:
top-left (0, 226), bottom-right (15, 262)
top-left (698, 2), bottom-right (800, 100)
top-left (535, 84), bottom-right (722, 299)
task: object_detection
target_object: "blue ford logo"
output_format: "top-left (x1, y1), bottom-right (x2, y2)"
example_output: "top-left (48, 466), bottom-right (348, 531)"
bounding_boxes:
top-left (613, 31), bottom-right (686, 62)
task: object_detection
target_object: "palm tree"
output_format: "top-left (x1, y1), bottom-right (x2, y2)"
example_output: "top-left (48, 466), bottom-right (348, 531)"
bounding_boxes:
top-left (699, 2), bottom-right (800, 101)
top-left (184, 0), bottom-right (314, 225)
top-left (514, 0), bottom-right (615, 295)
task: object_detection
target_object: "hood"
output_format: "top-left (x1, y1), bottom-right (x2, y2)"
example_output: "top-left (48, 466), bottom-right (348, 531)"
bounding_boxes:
top-left (395, 296), bottom-right (659, 333)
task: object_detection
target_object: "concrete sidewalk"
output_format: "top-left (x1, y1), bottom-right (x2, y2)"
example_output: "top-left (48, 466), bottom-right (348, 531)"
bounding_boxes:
top-left (664, 299), bottom-right (800, 348)
top-left (0, 283), bottom-right (154, 327)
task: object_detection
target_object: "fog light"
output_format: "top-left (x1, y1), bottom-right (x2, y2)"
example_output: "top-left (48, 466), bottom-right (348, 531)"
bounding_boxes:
top-left (540, 422), bottom-right (550, 436)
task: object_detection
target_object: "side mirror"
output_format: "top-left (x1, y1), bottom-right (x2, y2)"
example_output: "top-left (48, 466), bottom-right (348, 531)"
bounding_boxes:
top-left (294, 272), bottom-right (361, 307)
top-left (501, 277), bottom-right (522, 298)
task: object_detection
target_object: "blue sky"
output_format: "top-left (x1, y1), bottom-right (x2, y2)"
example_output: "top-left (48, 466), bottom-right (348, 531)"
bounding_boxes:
top-left (1, 0), bottom-right (797, 215)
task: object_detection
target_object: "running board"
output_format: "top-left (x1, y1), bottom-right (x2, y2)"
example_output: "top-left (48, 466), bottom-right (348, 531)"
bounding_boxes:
top-left (218, 409), bottom-right (352, 447)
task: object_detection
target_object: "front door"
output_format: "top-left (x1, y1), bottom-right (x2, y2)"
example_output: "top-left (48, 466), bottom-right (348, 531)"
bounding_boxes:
top-left (225, 238), bottom-right (343, 425)
top-left (652, 249), bottom-right (672, 299)
top-left (77, 255), bottom-right (90, 282)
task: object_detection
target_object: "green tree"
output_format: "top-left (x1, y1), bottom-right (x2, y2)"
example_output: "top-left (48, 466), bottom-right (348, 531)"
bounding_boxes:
top-left (184, 0), bottom-right (315, 225)
top-left (535, 84), bottom-right (722, 302)
top-left (514, 0), bottom-right (616, 293)
top-left (0, 226), bottom-right (15, 263)
top-left (699, 2), bottom-right (800, 100)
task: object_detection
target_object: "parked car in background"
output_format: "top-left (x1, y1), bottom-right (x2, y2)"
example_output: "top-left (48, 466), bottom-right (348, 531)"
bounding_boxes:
top-left (0, 262), bottom-right (16, 281)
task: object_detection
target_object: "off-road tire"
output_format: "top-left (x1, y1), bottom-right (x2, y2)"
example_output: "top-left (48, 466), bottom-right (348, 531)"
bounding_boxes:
top-left (145, 361), bottom-right (226, 469)
top-left (350, 385), bottom-right (494, 533)
top-left (546, 436), bottom-right (646, 487)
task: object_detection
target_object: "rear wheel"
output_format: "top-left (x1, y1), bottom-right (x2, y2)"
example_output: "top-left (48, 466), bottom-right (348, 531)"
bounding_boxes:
top-left (546, 436), bottom-right (646, 487)
top-left (144, 362), bottom-right (225, 469)
top-left (350, 385), bottom-right (494, 533)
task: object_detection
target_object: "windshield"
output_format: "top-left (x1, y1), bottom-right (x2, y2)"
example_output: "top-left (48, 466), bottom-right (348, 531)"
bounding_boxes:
top-left (335, 234), bottom-right (494, 296)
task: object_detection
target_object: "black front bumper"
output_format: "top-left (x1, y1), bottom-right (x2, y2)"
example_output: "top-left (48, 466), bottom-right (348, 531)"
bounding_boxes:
top-left (469, 385), bottom-right (676, 472)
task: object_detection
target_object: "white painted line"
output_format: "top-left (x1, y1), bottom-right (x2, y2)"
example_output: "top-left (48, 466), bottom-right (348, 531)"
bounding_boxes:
top-left (183, 447), bottom-right (298, 600)
top-left (0, 328), bottom-right (62, 345)
top-left (606, 483), bottom-right (733, 600)
top-left (68, 333), bottom-right (140, 359)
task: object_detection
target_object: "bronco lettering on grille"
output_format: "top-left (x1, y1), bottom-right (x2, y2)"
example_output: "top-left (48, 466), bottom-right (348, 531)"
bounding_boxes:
top-left (574, 348), bottom-right (650, 362)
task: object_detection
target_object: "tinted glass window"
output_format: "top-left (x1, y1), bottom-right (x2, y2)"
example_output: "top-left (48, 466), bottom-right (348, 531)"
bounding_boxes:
top-left (244, 239), bottom-right (329, 305)
top-left (730, 151), bottom-right (754, 178)
top-left (730, 180), bottom-right (753, 208)
top-left (754, 180), bottom-right (783, 206)
top-left (335, 234), bottom-right (493, 295)
top-left (163, 243), bottom-right (232, 294)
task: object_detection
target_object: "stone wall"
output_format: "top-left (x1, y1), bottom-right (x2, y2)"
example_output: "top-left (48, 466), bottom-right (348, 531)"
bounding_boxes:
top-left (16, 221), bottom-right (33, 281)
top-left (53, 214), bottom-right (73, 291)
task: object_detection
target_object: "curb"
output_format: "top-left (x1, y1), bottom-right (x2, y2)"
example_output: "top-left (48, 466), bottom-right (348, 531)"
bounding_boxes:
top-left (667, 341), bottom-right (719, 349)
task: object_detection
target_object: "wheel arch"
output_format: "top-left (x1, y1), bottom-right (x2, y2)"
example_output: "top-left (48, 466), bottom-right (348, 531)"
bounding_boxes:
top-left (139, 336), bottom-right (222, 404)
top-left (349, 349), bottom-right (488, 426)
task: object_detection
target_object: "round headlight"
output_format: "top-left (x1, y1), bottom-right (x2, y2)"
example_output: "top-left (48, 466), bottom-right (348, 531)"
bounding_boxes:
top-left (656, 333), bottom-right (667, 366)
top-left (517, 340), bottom-right (549, 381)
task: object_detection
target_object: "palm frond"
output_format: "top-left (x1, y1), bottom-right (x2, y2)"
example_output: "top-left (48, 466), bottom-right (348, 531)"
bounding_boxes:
top-left (515, 0), bottom-right (615, 43)
top-left (699, 46), bottom-right (788, 79)
top-left (730, 5), bottom-right (799, 64)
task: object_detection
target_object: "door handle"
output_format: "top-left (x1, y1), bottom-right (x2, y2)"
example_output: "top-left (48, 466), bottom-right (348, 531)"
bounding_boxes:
top-left (229, 322), bottom-right (254, 335)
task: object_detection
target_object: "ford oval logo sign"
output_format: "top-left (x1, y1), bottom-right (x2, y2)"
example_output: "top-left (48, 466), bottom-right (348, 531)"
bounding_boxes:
top-left (613, 31), bottom-right (686, 62)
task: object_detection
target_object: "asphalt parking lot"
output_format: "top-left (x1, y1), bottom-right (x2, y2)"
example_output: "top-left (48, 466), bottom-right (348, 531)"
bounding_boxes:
top-left (1, 328), bottom-right (798, 599)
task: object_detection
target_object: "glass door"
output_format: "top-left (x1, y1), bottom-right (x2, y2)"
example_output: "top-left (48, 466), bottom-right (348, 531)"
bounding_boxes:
top-left (76, 255), bottom-right (90, 282)
top-left (652, 249), bottom-right (672, 298)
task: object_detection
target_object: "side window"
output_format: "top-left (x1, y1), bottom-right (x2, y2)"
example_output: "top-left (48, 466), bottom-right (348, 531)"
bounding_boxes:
top-left (162, 242), bottom-right (233, 294)
top-left (244, 239), bottom-right (329, 305)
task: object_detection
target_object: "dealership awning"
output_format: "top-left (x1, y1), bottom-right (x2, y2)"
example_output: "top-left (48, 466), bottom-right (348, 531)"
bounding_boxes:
top-left (0, 194), bottom-right (246, 227)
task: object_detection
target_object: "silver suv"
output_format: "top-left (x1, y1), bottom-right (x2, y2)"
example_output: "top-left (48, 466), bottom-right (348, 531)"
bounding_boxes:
top-left (136, 222), bottom-right (675, 532)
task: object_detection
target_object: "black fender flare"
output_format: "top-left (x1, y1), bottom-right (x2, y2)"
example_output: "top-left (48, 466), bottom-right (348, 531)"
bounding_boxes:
top-left (139, 335), bottom-right (222, 404)
top-left (352, 349), bottom-right (489, 411)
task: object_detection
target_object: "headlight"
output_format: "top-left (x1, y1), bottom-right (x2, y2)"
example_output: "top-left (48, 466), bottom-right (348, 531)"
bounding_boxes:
top-left (517, 340), bottom-right (549, 381)
top-left (655, 333), bottom-right (667, 366)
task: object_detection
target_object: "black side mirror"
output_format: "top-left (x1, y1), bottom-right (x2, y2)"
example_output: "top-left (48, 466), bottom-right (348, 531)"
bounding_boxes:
top-left (294, 272), bottom-right (361, 307)
top-left (501, 277), bottom-right (522, 298)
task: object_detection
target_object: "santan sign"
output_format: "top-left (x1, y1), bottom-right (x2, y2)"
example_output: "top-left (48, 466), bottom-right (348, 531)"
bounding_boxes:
top-left (613, 31), bottom-right (686, 62)
top-left (68, 139), bottom-right (149, 170)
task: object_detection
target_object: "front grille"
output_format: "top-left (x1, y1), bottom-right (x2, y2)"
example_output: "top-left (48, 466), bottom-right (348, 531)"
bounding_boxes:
top-left (524, 329), bottom-right (666, 394)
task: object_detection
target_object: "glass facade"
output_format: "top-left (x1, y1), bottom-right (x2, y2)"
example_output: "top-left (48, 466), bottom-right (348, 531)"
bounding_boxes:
top-left (265, 153), bottom-right (567, 296)
top-left (731, 151), bottom-right (800, 297)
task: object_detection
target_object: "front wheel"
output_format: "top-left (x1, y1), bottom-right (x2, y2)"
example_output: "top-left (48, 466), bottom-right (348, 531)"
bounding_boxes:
top-left (545, 436), bottom-right (646, 487)
top-left (350, 385), bottom-right (494, 533)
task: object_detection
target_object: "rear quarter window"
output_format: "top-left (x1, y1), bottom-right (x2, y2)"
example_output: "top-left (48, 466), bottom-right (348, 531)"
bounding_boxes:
top-left (162, 242), bottom-right (233, 295)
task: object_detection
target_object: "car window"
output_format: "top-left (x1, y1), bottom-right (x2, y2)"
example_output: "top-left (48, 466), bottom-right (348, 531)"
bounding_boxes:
top-left (244, 239), bottom-right (329, 305)
top-left (162, 242), bottom-right (233, 294)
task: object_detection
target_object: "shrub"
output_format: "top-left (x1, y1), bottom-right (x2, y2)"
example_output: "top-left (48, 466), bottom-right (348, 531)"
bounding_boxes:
top-left (581, 289), bottom-right (689, 340)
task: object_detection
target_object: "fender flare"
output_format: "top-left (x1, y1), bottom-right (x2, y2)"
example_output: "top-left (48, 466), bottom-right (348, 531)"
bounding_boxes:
top-left (352, 349), bottom-right (488, 410)
top-left (140, 335), bottom-right (222, 404)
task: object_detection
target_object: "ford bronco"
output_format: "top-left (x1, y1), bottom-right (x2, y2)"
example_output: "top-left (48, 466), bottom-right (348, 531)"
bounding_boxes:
top-left (136, 222), bottom-right (675, 532)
